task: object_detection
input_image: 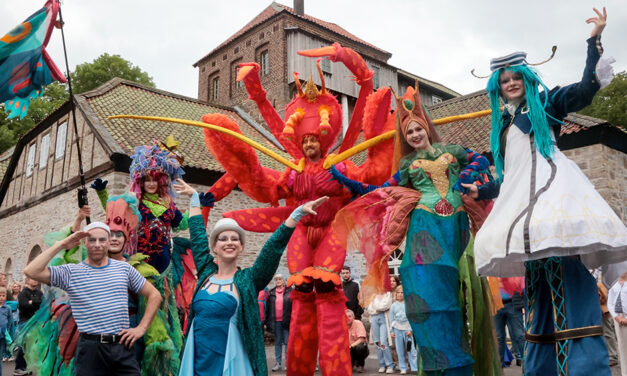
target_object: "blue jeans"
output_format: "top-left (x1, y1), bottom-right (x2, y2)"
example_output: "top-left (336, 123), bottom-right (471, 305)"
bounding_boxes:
top-left (0, 339), bottom-right (5, 376)
top-left (370, 313), bottom-right (393, 368)
top-left (393, 328), bottom-right (418, 371)
top-left (494, 301), bottom-right (525, 363)
top-left (274, 321), bottom-right (289, 365)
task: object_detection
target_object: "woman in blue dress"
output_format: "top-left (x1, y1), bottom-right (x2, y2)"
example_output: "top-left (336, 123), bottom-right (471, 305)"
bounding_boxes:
top-left (174, 179), bottom-right (327, 375)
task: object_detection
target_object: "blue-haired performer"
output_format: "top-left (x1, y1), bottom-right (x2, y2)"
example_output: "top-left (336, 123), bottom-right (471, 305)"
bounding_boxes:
top-left (464, 7), bottom-right (627, 376)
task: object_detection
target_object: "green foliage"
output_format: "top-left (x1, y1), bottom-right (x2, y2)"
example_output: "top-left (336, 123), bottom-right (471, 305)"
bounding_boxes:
top-left (579, 71), bottom-right (627, 129)
top-left (0, 82), bottom-right (68, 154)
top-left (70, 53), bottom-right (155, 94)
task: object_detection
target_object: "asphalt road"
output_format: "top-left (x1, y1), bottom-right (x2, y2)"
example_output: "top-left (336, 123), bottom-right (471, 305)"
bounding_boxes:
top-left (2, 346), bottom-right (622, 375)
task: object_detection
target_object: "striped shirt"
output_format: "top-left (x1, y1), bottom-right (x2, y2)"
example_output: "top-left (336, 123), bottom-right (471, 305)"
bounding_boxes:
top-left (49, 258), bottom-right (146, 334)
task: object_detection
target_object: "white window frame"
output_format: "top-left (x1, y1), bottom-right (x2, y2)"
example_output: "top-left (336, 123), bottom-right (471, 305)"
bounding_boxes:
top-left (259, 50), bottom-right (269, 76)
top-left (39, 133), bottom-right (50, 169)
top-left (55, 121), bottom-right (67, 159)
top-left (432, 95), bottom-right (442, 104)
top-left (26, 143), bottom-right (36, 177)
top-left (212, 77), bottom-right (219, 101)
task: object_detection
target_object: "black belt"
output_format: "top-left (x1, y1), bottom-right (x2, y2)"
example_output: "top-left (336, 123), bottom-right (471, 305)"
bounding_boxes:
top-left (525, 325), bottom-right (603, 344)
top-left (80, 333), bottom-right (120, 344)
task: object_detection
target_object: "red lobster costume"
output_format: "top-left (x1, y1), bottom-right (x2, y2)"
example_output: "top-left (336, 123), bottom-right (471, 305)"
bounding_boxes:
top-left (200, 43), bottom-right (395, 375)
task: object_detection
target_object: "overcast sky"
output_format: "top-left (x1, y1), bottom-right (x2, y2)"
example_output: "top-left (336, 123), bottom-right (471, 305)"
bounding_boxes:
top-left (1, 0), bottom-right (625, 99)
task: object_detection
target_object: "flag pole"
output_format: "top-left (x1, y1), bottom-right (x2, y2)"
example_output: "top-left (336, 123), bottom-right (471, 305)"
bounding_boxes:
top-left (57, 3), bottom-right (90, 224)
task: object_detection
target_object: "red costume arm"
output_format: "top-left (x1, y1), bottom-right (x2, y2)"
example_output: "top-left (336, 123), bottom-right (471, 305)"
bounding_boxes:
top-left (201, 172), bottom-right (238, 225)
top-left (223, 206), bottom-right (295, 233)
top-left (298, 43), bottom-right (374, 152)
top-left (237, 63), bottom-right (303, 159)
top-left (202, 113), bottom-right (284, 206)
top-left (344, 88), bottom-right (395, 185)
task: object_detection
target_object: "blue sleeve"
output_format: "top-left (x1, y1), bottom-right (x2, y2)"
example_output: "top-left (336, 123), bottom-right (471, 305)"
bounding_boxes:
top-left (49, 264), bottom-right (72, 290)
top-left (546, 36), bottom-right (602, 121)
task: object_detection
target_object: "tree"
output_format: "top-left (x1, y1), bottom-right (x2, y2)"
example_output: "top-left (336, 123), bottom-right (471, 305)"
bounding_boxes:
top-left (0, 82), bottom-right (68, 154)
top-left (579, 71), bottom-right (627, 130)
top-left (70, 53), bottom-right (155, 94)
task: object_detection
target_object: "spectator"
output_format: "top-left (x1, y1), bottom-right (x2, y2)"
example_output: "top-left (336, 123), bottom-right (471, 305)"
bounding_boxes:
top-left (0, 286), bottom-right (14, 374)
top-left (389, 275), bottom-right (401, 368)
top-left (390, 285), bottom-right (418, 375)
top-left (10, 283), bottom-right (21, 300)
top-left (13, 278), bottom-right (43, 375)
top-left (493, 277), bottom-right (525, 367)
top-left (608, 272), bottom-right (627, 376)
top-left (599, 282), bottom-right (619, 367)
top-left (23, 222), bottom-right (162, 375)
top-left (342, 266), bottom-right (363, 319)
top-left (0, 274), bottom-right (11, 301)
top-left (258, 287), bottom-right (269, 324)
top-left (266, 274), bottom-right (292, 372)
top-left (346, 309), bottom-right (369, 373)
top-left (368, 291), bottom-right (394, 373)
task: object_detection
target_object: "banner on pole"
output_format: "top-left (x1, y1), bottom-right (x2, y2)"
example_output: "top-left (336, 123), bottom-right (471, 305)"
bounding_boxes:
top-left (0, 0), bottom-right (66, 119)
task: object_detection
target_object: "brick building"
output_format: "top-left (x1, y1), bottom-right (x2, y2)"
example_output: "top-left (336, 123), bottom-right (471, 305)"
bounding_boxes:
top-left (0, 79), bottom-right (292, 284)
top-left (193, 1), bottom-right (459, 133)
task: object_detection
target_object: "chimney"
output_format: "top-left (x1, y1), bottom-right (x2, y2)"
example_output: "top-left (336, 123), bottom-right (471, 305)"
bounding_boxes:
top-left (294, 0), bottom-right (304, 16)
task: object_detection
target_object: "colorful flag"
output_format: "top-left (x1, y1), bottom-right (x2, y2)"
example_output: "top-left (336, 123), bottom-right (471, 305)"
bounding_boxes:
top-left (0, 0), bottom-right (66, 119)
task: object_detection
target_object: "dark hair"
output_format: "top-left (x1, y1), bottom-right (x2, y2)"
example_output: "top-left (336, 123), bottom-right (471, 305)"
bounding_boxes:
top-left (390, 275), bottom-right (401, 287)
top-left (342, 265), bottom-right (351, 272)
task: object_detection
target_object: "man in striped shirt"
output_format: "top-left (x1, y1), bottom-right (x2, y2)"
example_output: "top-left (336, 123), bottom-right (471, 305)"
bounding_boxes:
top-left (24, 222), bottom-right (162, 375)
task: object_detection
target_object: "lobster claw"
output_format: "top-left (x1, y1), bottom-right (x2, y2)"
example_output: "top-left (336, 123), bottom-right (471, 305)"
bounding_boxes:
top-left (237, 62), bottom-right (260, 81)
top-left (297, 43), bottom-right (341, 62)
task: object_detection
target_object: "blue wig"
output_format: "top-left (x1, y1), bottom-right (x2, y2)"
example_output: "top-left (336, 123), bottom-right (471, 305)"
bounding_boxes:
top-left (486, 65), bottom-right (554, 180)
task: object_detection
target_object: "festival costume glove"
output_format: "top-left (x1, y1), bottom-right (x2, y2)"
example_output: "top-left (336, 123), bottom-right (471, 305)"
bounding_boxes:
top-left (330, 165), bottom-right (399, 199)
top-left (90, 177), bottom-right (108, 191)
top-left (199, 191), bottom-right (215, 208)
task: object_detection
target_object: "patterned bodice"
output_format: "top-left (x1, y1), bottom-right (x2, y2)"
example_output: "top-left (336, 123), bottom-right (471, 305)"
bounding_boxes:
top-left (137, 197), bottom-right (182, 273)
top-left (399, 143), bottom-right (468, 216)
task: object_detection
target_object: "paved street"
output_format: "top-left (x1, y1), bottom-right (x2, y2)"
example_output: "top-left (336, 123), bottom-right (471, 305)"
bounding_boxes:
top-left (3, 346), bottom-right (623, 375)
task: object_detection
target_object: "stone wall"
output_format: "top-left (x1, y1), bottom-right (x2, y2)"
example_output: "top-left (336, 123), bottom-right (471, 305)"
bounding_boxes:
top-left (562, 144), bottom-right (626, 222)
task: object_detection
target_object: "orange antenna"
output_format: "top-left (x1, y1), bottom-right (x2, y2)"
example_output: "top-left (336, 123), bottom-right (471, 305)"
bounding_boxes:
top-left (293, 72), bottom-right (304, 97)
top-left (316, 59), bottom-right (328, 95)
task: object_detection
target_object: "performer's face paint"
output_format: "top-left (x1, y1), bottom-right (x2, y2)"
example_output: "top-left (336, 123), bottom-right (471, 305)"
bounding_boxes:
top-left (108, 231), bottom-right (126, 256)
top-left (143, 175), bottom-right (159, 195)
top-left (85, 228), bottom-right (110, 263)
top-left (405, 121), bottom-right (430, 151)
top-left (302, 135), bottom-right (322, 162)
top-left (499, 70), bottom-right (525, 102)
top-left (214, 230), bottom-right (243, 261)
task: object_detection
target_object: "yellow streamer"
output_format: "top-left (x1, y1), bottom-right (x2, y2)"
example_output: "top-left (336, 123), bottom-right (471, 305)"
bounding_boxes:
top-left (107, 115), bottom-right (303, 172)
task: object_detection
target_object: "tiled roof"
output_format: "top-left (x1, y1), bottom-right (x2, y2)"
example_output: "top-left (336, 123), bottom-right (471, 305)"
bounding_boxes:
top-left (0, 147), bottom-right (13, 182)
top-left (427, 90), bottom-right (614, 154)
top-left (82, 79), bottom-right (290, 172)
top-left (194, 2), bottom-right (389, 67)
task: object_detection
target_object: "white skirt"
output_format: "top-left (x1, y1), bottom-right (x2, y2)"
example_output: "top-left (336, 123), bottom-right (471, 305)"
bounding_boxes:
top-left (475, 125), bottom-right (627, 277)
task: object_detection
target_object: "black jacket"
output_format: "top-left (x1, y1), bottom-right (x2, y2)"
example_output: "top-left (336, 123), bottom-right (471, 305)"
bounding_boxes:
top-left (265, 286), bottom-right (292, 333)
top-left (18, 287), bottom-right (43, 323)
top-left (342, 280), bottom-right (363, 319)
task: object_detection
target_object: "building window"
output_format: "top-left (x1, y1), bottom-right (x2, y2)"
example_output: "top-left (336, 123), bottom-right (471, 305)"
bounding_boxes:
top-left (26, 143), bottom-right (36, 177)
top-left (432, 95), bottom-right (442, 104)
top-left (55, 121), bottom-right (67, 159)
top-left (259, 32), bottom-right (264, 40)
top-left (320, 58), bottom-right (331, 74)
top-left (246, 40), bottom-right (251, 47)
top-left (202, 67), bottom-right (205, 73)
top-left (372, 66), bottom-right (380, 89)
top-left (39, 133), bottom-right (50, 169)
top-left (212, 76), bottom-right (219, 101)
top-left (259, 50), bottom-right (269, 76)
top-left (222, 54), bottom-right (227, 61)
top-left (273, 25), bottom-right (279, 32)
top-left (212, 61), bottom-right (216, 67)
top-left (231, 60), bottom-right (243, 91)
top-left (234, 46), bottom-right (239, 54)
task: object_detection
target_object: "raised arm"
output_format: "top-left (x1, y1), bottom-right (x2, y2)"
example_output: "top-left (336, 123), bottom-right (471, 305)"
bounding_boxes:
top-left (24, 231), bottom-right (88, 284)
top-left (330, 164), bottom-right (400, 198)
top-left (174, 179), bottom-right (217, 278)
